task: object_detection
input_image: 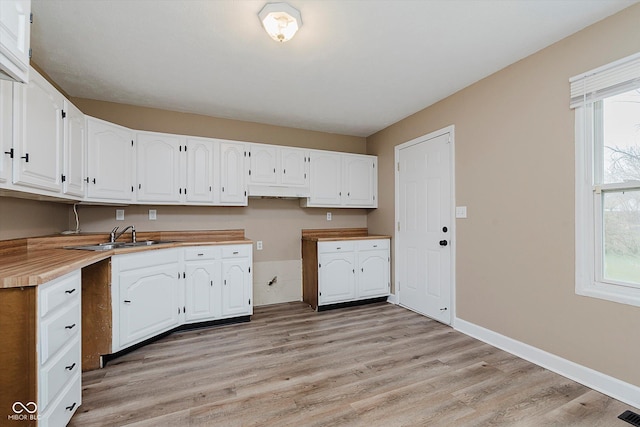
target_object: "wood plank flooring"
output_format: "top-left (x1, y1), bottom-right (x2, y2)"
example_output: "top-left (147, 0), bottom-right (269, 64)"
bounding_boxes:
top-left (70, 302), bottom-right (633, 426)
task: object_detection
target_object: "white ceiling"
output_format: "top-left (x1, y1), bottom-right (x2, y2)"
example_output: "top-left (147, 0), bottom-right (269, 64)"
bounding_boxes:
top-left (30, 0), bottom-right (636, 137)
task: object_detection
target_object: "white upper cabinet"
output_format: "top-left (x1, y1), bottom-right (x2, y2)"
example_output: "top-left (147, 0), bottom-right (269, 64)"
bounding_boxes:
top-left (62, 100), bottom-right (86, 197)
top-left (302, 150), bottom-right (377, 208)
top-left (247, 143), bottom-right (309, 197)
top-left (86, 117), bottom-right (135, 202)
top-left (0, 0), bottom-right (30, 83)
top-left (0, 80), bottom-right (11, 184)
top-left (186, 137), bottom-right (218, 204)
top-left (12, 68), bottom-right (64, 192)
top-left (343, 153), bottom-right (377, 207)
top-left (136, 131), bottom-right (184, 203)
top-left (305, 150), bottom-right (342, 206)
top-left (220, 141), bottom-right (247, 205)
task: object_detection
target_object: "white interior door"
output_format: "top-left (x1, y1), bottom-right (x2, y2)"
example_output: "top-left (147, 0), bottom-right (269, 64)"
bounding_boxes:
top-left (397, 129), bottom-right (453, 324)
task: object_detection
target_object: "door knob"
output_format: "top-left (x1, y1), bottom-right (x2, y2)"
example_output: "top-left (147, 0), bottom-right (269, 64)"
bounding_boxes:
top-left (439, 240), bottom-right (448, 247)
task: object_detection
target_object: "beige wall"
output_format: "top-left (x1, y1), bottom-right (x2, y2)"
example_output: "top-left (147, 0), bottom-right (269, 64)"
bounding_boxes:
top-left (71, 98), bottom-right (366, 153)
top-left (0, 196), bottom-right (69, 240)
top-left (367, 4), bottom-right (640, 387)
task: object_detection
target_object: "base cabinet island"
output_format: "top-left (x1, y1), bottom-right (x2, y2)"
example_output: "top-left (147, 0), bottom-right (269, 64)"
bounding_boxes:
top-left (0, 229), bottom-right (252, 426)
top-left (302, 228), bottom-right (391, 311)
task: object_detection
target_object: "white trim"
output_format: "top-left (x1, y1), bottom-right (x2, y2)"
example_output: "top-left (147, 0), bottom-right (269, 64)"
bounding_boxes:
top-left (386, 293), bottom-right (398, 304)
top-left (455, 317), bottom-right (640, 410)
top-left (394, 125), bottom-right (456, 325)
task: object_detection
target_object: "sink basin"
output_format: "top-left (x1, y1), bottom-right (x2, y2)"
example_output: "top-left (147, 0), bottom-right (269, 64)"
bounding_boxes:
top-left (64, 240), bottom-right (176, 251)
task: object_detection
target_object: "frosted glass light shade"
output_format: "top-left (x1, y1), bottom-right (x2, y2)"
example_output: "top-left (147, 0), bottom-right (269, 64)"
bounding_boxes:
top-left (258, 3), bottom-right (302, 43)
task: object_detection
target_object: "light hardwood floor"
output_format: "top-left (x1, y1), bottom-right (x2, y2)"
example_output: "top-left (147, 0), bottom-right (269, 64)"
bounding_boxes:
top-left (70, 302), bottom-right (633, 426)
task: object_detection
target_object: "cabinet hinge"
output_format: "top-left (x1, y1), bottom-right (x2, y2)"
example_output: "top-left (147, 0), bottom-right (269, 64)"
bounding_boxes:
top-left (28, 48), bottom-right (32, 59)
top-left (184, 188), bottom-right (187, 194)
top-left (61, 174), bottom-right (66, 183)
top-left (184, 306), bottom-right (186, 313)
top-left (397, 222), bottom-right (400, 231)
top-left (244, 190), bottom-right (247, 196)
top-left (209, 186), bottom-right (212, 192)
top-left (131, 186), bottom-right (134, 192)
top-left (4, 148), bottom-right (14, 158)
top-left (131, 140), bottom-right (134, 147)
top-left (30, 13), bottom-right (33, 24)
top-left (61, 110), bottom-right (66, 119)
top-left (179, 146), bottom-right (182, 152)
top-left (184, 145), bottom-right (187, 152)
top-left (249, 298), bottom-right (251, 305)
top-left (249, 169), bottom-right (251, 176)
top-left (183, 272), bottom-right (186, 279)
top-left (319, 263), bottom-right (321, 268)
top-left (249, 266), bottom-right (251, 273)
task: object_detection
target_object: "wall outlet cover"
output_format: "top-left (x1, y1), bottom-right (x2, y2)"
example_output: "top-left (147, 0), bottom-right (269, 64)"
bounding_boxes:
top-left (116, 209), bottom-right (125, 221)
top-left (149, 209), bottom-right (157, 220)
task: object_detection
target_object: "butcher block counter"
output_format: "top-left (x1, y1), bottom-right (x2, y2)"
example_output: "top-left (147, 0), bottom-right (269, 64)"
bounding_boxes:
top-left (0, 229), bottom-right (251, 288)
top-left (302, 228), bottom-right (391, 310)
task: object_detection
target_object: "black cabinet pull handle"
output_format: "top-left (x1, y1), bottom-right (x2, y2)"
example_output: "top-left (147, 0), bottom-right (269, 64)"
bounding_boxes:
top-left (233, 251), bottom-right (239, 255)
top-left (65, 362), bottom-right (76, 371)
top-left (64, 323), bottom-right (76, 330)
top-left (66, 402), bottom-right (76, 412)
top-left (65, 288), bottom-right (76, 294)
top-left (439, 240), bottom-right (448, 247)
top-left (124, 300), bottom-right (131, 303)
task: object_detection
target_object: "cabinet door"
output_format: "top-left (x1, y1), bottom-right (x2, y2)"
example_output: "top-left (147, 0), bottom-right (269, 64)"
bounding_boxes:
top-left (185, 260), bottom-right (221, 322)
top-left (0, 80), bottom-right (11, 184)
top-left (280, 147), bottom-right (308, 187)
top-left (136, 132), bottom-right (183, 203)
top-left (118, 263), bottom-right (180, 348)
top-left (249, 144), bottom-right (277, 184)
top-left (357, 249), bottom-right (389, 298)
top-left (220, 141), bottom-right (247, 205)
top-left (221, 257), bottom-right (251, 317)
top-left (318, 251), bottom-right (356, 305)
top-left (0, 0), bottom-right (30, 82)
top-left (86, 117), bottom-right (134, 202)
top-left (62, 101), bottom-right (86, 197)
top-left (12, 69), bottom-right (64, 192)
top-left (309, 151), bottom-right (342, 206)
top-left (186, 137), bottom-right (217, 204)
top-left (343, 154), bottom-right (376, 207)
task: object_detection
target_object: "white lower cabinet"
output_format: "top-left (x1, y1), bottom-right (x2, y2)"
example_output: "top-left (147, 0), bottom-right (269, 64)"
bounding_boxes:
top-left (37, 270), bottom-right (82, 427)
top-left (316, 238), bottom-right (390, 308)
top-left (112, 244), bottom-right (253, 353)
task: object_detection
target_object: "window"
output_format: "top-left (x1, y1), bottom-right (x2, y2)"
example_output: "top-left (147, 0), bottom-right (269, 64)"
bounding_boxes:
top-left (573, 53), bottom-right (640, 306)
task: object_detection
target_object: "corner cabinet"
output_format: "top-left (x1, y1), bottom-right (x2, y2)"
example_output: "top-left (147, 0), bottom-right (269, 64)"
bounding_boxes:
top-left (86, 117), bottom-right (135, 203)
top-left (301, 150), bottom-right (377, 208)
top-left (111, 244), bottom-right (253, 354)
top-left (0, 0), bottom-right (31, 83)
top-left (302, 237), bottom-right (390, 310)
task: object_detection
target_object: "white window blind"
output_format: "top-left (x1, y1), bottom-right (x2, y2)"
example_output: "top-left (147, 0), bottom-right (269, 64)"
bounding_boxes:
top-left (570, 51), bottom-right (640, 108)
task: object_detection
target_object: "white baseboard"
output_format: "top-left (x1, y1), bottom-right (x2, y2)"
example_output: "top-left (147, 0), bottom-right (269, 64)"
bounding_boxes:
top-left (386, 294), bottom-right (398, 304)
top-left (454, 317), bottom-right (640, 410)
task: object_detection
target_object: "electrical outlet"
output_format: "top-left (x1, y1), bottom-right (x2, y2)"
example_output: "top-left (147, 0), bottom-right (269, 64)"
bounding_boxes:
top-left (326, 212), bottom-right (332, 221)
top-left (455, 206), bottom-right (467, 218)
top-left (149, 209), bottom-right (157, 220)
top-left (257, 241), bottom-right (263, 250)
top-left (116, 209), bottom-right (125, 221)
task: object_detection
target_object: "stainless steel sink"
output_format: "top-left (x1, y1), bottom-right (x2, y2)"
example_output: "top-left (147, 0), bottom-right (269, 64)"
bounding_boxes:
top-left (64, 240), bottom-right (175, 251)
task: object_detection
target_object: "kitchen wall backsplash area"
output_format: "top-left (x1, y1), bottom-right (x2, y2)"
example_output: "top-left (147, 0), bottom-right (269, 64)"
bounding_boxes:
top-left (69, 198), bottom-right (367, 305)
top-left (0, 196), bottom-right (70, 240)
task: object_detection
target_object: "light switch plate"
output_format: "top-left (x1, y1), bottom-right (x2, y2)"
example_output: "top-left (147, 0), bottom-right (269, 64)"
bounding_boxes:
top-left (257, 241), bottom-right (263, 250)
top-left (116, 209), bottom-right (125, 221)
top-left (455, 206), bottom-right (467, 219)
top-left (149, 209), bottom-right (157, 220)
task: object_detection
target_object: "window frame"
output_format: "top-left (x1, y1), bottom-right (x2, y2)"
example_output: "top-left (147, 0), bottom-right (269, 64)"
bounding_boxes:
top-left (575, 90), bottom-right (640, 306)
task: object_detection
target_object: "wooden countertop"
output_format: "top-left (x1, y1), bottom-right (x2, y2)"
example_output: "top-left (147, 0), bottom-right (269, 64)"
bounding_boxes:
top-left (301, 228), bottom-right (391, 242)
top-left (0, 230), bottom-right (251, 289)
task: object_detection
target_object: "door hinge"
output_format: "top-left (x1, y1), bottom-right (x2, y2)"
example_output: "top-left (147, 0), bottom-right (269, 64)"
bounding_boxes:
top-left (397, 162), bottom-right (400, 172)
top-left (30, 13), bottom-right (33, 24)
top-left (28, 48), bottom-right (32, 59)
top-left (61, 110), bottom-right (66, 119)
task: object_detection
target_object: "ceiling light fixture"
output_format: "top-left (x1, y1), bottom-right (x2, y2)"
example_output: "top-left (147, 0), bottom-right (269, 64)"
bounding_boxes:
top-left (258, 2), bottom-right (302, 43)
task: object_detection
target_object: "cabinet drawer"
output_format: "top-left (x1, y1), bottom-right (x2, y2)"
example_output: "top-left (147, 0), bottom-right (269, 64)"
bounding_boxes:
top-left (222, 245), bottom-right (251, 258)
top-left (318, 241), bottom-right (355, 254)
top-left (40, 340), bottom-right (80, 411)
top-left (39, 271), bottom-right (81, 317)
top-left (357, 239), bottom-right (390, 251)
top-left (40, 302), bottom-right (80, 364)
top-left (184, 246), bottom-right (221, 261)
top-left (39, 374), bottom-right (81, 427)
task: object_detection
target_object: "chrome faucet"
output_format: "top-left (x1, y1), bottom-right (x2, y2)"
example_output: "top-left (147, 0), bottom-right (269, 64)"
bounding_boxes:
top-left (110, 225), bottom-right (136, 243)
